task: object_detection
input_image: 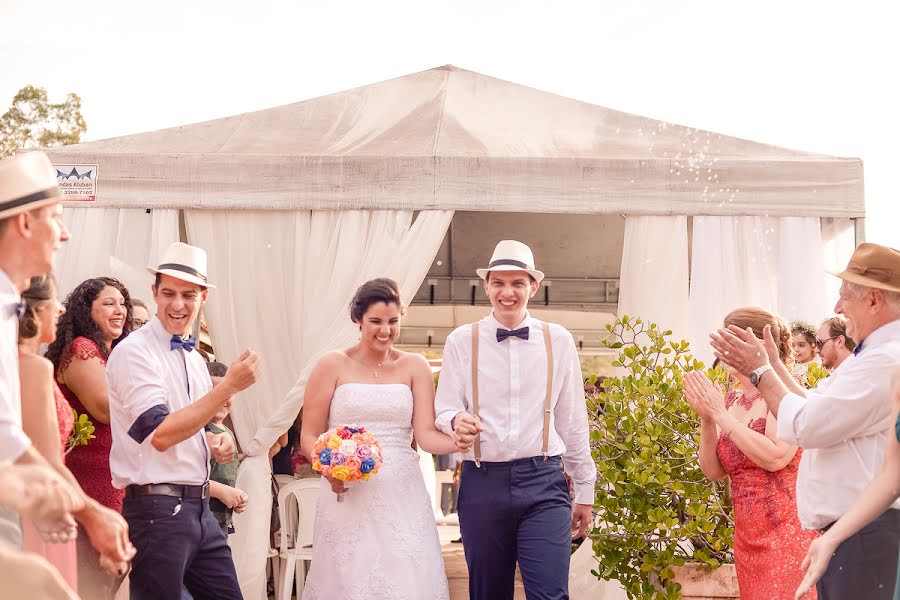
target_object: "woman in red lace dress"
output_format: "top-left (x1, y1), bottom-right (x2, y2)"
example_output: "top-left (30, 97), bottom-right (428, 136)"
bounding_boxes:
top-left (685, 307), bottom-right (819, 600)
top-left (46, 277), bottom-right (133, 599)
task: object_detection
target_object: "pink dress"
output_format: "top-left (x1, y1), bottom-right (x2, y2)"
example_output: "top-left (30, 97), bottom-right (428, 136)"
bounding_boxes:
top-left (716, 388), bottom-right (818, 600)
top-left (58, 337), bottom-right (124, 512)
top-left (21, 355), bottom-right (78, 590)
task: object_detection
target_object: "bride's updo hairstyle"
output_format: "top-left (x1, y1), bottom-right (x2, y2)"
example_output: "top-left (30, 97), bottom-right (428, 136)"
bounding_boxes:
top-left (723, 307), bottom-right (795, 367)
top-left (349, 278), bottom-right (406, 323)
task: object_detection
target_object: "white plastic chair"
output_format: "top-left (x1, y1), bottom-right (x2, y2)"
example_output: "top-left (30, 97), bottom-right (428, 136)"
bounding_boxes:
top-left (277, 478), bottom-right (320, 600)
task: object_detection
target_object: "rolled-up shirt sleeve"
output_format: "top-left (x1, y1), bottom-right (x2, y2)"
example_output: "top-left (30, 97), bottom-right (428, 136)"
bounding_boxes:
top-left (555, 332), bottom-right (598, 505)
top-left (776, 352), bottom-right (895, 448)
top-left (434, 330), bottom-right (468, 436)
top-left (107, 346), bottom-right (169, 446)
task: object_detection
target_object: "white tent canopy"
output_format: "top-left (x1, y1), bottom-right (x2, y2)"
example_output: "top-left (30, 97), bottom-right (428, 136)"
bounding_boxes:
top-left (44, 65), bottom-right (862, 216)
top-left (40, 65), bottom-right (862, 599)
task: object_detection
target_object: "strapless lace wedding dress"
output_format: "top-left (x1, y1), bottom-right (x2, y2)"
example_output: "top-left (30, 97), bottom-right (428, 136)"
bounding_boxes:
top-left (302, 383), bottom-right (450, 600)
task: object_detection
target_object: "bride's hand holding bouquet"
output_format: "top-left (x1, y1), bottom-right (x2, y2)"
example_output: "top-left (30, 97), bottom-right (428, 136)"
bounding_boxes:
top-left (312, 425), bottom-right (383, 501)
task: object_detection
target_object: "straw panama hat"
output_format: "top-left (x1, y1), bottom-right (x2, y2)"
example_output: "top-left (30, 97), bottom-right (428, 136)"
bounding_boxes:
top-left (0, 152), bottom-right (63, 220)
top-left (829, 242), bottom-right (900, 293)
top-left (476, 240), bottom-right (545, 283)
top-left (147, 242), bottom-right (216, 289)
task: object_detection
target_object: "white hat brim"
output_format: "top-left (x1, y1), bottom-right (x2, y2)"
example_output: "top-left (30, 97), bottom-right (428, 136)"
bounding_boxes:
top-left (146, 266), bottom-right (216, 289)
top-left (476, 265), bottom-right (544, 283)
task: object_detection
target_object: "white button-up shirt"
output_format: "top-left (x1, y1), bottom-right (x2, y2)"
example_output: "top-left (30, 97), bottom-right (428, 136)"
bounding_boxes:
top-left (435, 313), bottom-right (597, 504)
top-left (777, 318), bottom-right (900, 530)
top-left (0, 268), bottom-right (30, 463)
top-left (107, 316), bottom-right (211, 488)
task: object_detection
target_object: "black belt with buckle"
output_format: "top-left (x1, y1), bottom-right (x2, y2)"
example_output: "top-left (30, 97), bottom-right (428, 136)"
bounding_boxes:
top-left (125, 482), bottom-right (209, 500)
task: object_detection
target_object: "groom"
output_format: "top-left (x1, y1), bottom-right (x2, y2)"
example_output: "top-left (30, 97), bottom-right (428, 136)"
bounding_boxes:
top-left (435, 240), bottom-right (596, 600)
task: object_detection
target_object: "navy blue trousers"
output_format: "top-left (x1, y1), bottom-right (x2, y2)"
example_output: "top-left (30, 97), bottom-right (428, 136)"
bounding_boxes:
top-left (458, 456), bottom-right (572, 600)
top-left (123, 495), bottom-right (242, 600)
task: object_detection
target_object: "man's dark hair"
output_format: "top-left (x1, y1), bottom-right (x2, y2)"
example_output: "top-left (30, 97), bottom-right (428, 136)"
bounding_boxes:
top-left (206, 361), bottom-right (228, 377)
top-left (154, 272), bottom-right (207, 292)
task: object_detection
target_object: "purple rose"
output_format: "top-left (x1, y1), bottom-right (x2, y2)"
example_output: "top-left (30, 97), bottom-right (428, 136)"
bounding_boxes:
top-left (360, 457), bottom-right (375, 474)
top-left (330, 451), bottom-right (346, 465)
top-left (318, 448), bottom-right (332, 465)
top-left (355, 445), bottom-right (372, 459)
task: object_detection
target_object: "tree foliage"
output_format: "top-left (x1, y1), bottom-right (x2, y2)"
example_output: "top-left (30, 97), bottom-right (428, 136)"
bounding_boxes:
top-left (586, 316), bottom-right (733, 599)
top-left (0, 85), bottom-right (87, 157)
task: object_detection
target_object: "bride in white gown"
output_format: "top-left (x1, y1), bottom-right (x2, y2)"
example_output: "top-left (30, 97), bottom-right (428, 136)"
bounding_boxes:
top-left (300, 278), bottom-right (459, 600)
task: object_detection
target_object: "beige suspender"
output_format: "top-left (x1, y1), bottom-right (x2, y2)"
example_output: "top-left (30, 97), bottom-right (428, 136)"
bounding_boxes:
top-left (470, 321), bottom-right (554, 467)
top-left (541, 321), bottom-right (554, 460)
top-left (471, 322), bottom-right (481, 467)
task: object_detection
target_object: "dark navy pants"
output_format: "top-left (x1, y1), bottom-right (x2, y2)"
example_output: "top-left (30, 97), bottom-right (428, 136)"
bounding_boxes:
top-left (123, 495), bottom-right (243, 599)
top-left (816, 508), bottom-right (900, 600)
top-left (458, 456), bottom-right (572, 600)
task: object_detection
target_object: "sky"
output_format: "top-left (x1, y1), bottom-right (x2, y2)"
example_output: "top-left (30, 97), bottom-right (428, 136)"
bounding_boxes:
top-left (1, 0), bottom-right (896, 247)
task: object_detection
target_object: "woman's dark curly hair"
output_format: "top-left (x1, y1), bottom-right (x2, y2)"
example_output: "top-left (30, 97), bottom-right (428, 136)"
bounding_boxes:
top-left (46, 277), bottom-right (134, 367)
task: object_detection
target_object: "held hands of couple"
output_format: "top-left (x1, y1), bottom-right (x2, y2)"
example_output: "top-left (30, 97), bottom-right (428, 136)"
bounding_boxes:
top-left (710, 324), bottom-right (778, 376)
top-left (451, 412), bottom-right (484, 452)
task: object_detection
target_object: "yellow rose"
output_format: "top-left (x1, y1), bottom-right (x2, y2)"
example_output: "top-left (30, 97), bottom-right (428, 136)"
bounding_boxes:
top-left (361, 472), bottom-right (372, 480)
top-left (326, 435), bottom-right (342, 450)
top-left (311, 459), bottom-right (322, 472)
top-left (331, 465), bottom-right (351, 481)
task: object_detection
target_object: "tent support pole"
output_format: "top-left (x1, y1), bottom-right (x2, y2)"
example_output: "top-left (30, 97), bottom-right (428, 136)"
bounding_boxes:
top-left (853, 218), bottom-right (866, 245)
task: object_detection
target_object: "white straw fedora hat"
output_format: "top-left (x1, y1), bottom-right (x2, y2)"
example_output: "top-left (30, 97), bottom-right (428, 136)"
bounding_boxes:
top-left (147, 242), bottom-right (216, 289)
top-left (0, 152), bottom-right (63, 220)
top-left (476, 240), bottom-right (545, 283)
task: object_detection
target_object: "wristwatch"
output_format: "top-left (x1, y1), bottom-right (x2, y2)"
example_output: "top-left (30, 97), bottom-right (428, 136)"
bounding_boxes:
top-left (749, 364), bottom-right (774, 386)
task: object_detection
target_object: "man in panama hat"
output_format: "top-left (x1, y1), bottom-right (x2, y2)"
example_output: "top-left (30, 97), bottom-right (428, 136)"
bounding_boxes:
top-left (435, 239), bottom-right (597, 600)
top-left (711, 242), bottom-right (900, 599)
top-left (107, 240), bottom-right (260, 599)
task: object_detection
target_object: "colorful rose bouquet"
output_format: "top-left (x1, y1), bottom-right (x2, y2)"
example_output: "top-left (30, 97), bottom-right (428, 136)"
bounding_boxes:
top-left (311, 425), bottom-right (383, 500)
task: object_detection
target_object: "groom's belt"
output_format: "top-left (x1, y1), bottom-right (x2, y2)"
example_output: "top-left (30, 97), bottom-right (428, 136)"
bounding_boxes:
top-left (463, 455), bottom-right (561, 467)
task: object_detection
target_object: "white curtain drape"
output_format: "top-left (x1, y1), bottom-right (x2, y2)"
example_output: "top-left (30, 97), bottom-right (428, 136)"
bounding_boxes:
top-left (821, 218), bottom-right (857, 309)
top-left (184, 208), bottom-right (453, 600)
top-left (618, 216), bottom-right (690, 343)
top-left (55, 207), bottom-right (179, 301)
top-left (688, 216), bottom-right (829, 365)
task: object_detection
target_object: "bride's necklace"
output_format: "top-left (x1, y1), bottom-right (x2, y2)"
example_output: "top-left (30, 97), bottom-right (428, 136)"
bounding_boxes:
top-left (354, 349), bottom-right (394, 380)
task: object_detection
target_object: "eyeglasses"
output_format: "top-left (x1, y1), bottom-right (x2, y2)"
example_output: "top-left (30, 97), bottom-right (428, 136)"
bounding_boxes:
top-left (815, 336), bottom-right (839, 350)
top-left (132, 318), bottom-right (149, 329)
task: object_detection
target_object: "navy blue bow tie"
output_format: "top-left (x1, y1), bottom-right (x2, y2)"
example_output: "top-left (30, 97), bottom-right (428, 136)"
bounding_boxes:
top-left (170, 335), bottom-right (197, 352)
top-left (496, 327), bottom-right (529, 342)
top-left (14, 300), bottom-right (26, 320)
top-left (853, 341), bottom-right (863, 356)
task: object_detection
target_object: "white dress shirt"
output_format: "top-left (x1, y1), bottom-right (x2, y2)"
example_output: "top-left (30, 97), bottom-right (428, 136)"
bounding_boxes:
top-left (107, 316), bottom-right (211, 488)
top-left (0, 268), bottom-right (30, 463)
top-left (0, 269), bottom-right (29, 548)
top-left (435, 313), bottom-right (597, 504)
top-left (777, 318), bottom-right (900, 530)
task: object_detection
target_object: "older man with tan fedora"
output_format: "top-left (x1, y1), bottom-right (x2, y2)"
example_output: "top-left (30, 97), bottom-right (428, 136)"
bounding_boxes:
top-left (710, 242), bottom-right (900, 600)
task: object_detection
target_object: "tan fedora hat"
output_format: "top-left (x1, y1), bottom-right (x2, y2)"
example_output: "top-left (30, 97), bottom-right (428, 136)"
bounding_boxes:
top-left (476, 240), bottom-right (545, 283)
top-left (0, 152), bottom-right (62, 220)
top-left (830, 242), bottom-right (900, 293)
top-left (147, 242), bottom-right (216, 289)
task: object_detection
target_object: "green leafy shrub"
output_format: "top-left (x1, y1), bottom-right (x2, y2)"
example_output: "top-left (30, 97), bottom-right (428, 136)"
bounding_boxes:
top-left (586, 315), bottom-right (733, 599)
